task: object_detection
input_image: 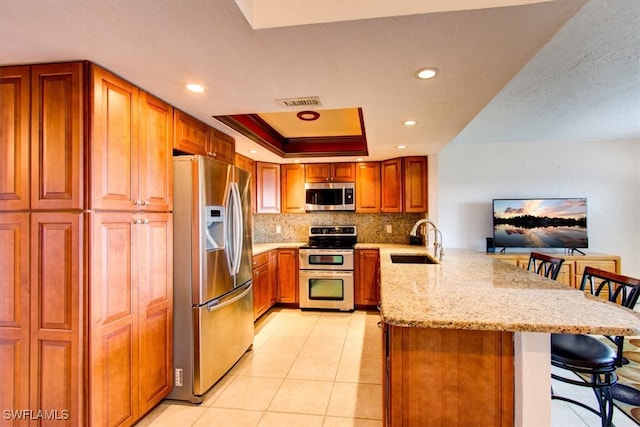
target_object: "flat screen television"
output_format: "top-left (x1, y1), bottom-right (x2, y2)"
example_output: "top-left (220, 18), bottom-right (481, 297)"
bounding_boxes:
top-left (492, 198), bottom-right (588, 250)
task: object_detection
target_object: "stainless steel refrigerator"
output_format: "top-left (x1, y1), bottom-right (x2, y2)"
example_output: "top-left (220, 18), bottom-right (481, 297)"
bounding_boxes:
top-left (168, 155), bottom-right (253, 403)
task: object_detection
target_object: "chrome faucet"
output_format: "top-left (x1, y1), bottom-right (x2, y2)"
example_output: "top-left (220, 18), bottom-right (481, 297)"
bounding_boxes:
top-left (409, 218), bottom-right (444, 262)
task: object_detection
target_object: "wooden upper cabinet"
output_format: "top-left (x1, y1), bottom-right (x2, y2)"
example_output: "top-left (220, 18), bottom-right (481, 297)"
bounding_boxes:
top-left (1, 66), bottom-right (31, 211)
top-left (90, 64), bottom-right (140, 211)
top-left (31, 62), bottom-right (86, 211)
top-left (173, 109), bottom-right (207, 156)
top-left (403, 156), bottom-right (428, 212)
top-left (91, 65), bottom-right (172, 212)
top-left (355, 162), bottom-right (381, 213)
top-left (209, 129), bottom-right (235, 164)
top-left (281, 164), bottom-right (306, 213)
top-left (256, 162), bottom-right (280, 213)
top-left (305, 162), bottom-right (355, 182)
top-left (235, 154), bottom-right (256, 214)
top-left (380, 158), bottom-right (403, 213)
top-left (138, 91), bottom-right (173, 212)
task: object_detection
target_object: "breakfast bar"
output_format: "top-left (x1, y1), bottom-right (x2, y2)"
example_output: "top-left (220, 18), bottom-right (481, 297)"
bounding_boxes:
top-left (373, 246), bottom-right (640, 426)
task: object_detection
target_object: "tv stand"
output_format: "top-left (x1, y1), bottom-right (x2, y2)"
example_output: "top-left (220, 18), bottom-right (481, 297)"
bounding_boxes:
top-left (499, 247), bottom-right (506, 254)
top-left (568, 248), bottom-right (586, 256)
top-left (487, 252), bottom-right (620, 288)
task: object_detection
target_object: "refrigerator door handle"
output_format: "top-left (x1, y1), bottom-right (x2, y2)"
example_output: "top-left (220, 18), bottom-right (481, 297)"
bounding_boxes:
top-left (224, 184), bottom-right (234, 275)
top-left (230, 182), bottom-right (244, 275)
top-left (206, 281), bottom-right (252, 312)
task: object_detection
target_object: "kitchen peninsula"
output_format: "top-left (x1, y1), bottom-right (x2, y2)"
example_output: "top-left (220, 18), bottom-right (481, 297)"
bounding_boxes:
top-left (372, 245), bottom-right (640, 426)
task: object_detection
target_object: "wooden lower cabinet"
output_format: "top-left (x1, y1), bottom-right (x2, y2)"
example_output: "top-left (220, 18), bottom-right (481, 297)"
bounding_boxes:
top-left (276, 249), bottom-right (299, 303)
top-left (0, 212), bottom-right (85, 426)
top-left (355, 249), bottom-right (380, 307)
top-left (89, 212), bottom-right (173, 426)
top-left (252, 252), bottom-right (271, 320)
top-left (0, 213), bottom-right (31, 419)
top-left (383, 324), bottom-right (514, 426)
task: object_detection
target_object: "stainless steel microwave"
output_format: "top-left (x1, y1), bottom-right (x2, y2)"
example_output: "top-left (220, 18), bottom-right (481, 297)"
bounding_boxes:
top-left (305, 182), bottom-right (355, 211)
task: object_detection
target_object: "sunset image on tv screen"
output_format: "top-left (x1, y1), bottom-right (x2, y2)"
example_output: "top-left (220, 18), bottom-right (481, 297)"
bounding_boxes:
top-left (492, 198), bottom-right (588, 248)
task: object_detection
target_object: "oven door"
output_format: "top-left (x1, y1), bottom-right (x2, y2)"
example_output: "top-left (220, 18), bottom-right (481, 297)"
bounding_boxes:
top-left (299, 249), bottom-right (354, 270)
top-left (299, 270), bottom-right (354, 311)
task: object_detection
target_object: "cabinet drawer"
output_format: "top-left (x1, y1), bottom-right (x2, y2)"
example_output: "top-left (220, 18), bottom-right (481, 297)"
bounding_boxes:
top-left (252, 252), bottom-right (269, 268)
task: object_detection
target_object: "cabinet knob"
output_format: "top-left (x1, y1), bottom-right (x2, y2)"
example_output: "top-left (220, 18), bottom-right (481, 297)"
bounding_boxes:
top-left (133, 199), bottom-right (141, 206)
top-left (143, 218), bottom-right (149, 224)
top-left (144, 200), bottom-right (150, 206)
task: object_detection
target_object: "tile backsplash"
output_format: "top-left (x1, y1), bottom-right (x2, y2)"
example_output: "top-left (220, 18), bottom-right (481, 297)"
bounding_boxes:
top-left (253, 212), bottom-right (425, 244)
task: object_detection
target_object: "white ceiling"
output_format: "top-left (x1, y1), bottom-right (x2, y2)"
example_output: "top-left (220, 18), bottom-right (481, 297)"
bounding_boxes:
top-left (1, 0), bottom-right (638, 163)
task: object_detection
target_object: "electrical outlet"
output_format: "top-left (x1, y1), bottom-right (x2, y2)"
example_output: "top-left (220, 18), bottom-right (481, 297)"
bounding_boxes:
top-left (175, 368), bottom-right (183, 387)
top-left (386, 224), bottom-right (392, 233)
top-left (276, 225), bottom-right (282, 234)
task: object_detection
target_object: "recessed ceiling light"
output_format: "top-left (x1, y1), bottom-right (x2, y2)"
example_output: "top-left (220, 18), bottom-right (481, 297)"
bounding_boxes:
top-left (186, 83), bottom-right (205, 93)
top-left (356, 158), bottom-right (364, 161)
top-left (415, 68), bottom-right (438, 80)
top-left (397, 145), bottom-right (406, 149)
top-left (293, 159), bottom-right (301, 163)
top-left (249, 149), bottom-right (258, 154)
top-left (403, 120), bottom-right (417, 126)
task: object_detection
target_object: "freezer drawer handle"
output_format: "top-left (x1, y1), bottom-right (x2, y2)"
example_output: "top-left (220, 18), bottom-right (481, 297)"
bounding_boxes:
top-left (206, 282), bottom-right (252, 312)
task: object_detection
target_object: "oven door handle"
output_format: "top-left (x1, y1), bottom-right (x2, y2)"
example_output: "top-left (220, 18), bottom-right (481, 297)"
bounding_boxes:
top-left (300, 270), bottom-right (353, 276)
top-left (300, 249), bottom-right (354, 255)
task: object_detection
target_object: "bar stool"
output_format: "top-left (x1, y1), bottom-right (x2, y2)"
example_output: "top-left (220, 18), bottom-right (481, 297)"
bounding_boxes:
top-left (527, 252), bottom-right (565, 280)
top-left (551, 267), bottom-right (640, 427)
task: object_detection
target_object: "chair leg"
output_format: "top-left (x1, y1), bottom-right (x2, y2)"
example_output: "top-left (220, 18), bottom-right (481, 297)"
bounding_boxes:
top-left (590, 374), bottom-right (614, 427)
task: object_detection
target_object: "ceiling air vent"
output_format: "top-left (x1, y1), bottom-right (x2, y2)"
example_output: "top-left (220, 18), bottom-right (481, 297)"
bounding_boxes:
top-left (276, 97), bottom-right (322, 109)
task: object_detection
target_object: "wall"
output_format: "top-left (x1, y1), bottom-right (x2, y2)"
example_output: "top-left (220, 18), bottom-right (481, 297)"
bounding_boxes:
top-left (437, 138), bottom-right (640, 277)
top-left (253, 212), bottom-right (424, 244)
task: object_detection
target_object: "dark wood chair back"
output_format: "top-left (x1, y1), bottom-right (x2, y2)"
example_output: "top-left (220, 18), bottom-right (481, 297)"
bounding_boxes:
top-left (527, 252), bottom-right (565, 281)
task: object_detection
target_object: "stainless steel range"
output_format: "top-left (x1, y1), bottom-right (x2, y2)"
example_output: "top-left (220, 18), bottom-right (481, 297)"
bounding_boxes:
top-left (299, 226), bottom-right (356, 311)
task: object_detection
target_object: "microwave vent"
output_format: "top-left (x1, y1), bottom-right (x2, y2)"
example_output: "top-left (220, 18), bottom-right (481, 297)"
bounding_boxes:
top-left (276, 97), bottom-right (322, 108)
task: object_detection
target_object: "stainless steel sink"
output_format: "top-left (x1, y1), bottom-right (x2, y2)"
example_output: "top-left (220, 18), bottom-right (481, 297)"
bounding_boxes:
top-left (390, 253), bottom-right (438, 264)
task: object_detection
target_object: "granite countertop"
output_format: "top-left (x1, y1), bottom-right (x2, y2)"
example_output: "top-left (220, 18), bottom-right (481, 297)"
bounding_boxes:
top-left (252, 242), bottom-right (305, 255)
top-left (371, 245), bottom-right (640, 335)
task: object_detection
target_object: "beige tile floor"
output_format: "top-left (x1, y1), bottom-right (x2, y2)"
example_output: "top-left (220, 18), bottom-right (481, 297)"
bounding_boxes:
top-left (136, 307), bottom-right (638, 427)
top-left (136, 308), bottom-right (383, 427)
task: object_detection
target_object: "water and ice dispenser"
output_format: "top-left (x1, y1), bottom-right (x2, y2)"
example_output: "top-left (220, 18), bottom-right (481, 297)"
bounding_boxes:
top-left (204, 206), bottom-right (225, 251)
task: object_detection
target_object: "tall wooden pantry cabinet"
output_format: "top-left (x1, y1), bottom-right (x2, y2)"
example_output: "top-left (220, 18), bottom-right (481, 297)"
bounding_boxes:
top-left (0, 61), bottom-right (173, 426)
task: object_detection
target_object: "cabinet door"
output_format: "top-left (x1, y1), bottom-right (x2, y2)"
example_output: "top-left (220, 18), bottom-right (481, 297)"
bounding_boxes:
top-left (332, 163), bottom-right (356, 182)
top-left (355, 249), bottom-right (380, 306)
top-left (89, 212), bottom-right (139, 426)
top-left (277, 249), bottom-right (299, 304)
top-left (355, 162), bottom-right (380, 213)
top-left (173, 109), bottom-right (207, 156)
top-left (30, 212), bottom-right (83, 426)
top-left (0, 66), bottom-right (30, 211)
top-left (235, 154), bottom-right (256, 214)
top-left (281, 164), bottom-right (306, 213)
top-left (209, 129), bottom-right (235, 164)
top-left (31, 62), bottom-right (85, 211)
top-left (0, 213), bottom-right (30, 416)
top-left (268, 250), bottom-right (278, 306)
top-left (256, 162), bottom-right (280, 213)
top-left (381, 158), bottom-right (403, 212)
top-left (91, 65), bottom-right (139, 211)
top-left (253, 263), bottom-right (269, 320)
top-left (139, 91), bottom-right (173, 212)
top-left (305, 163), bottom-right (331, 182)
top-left (403, 156), bottom-right (428, 213)
top-left (138, 213), bottom-right (173, 415)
